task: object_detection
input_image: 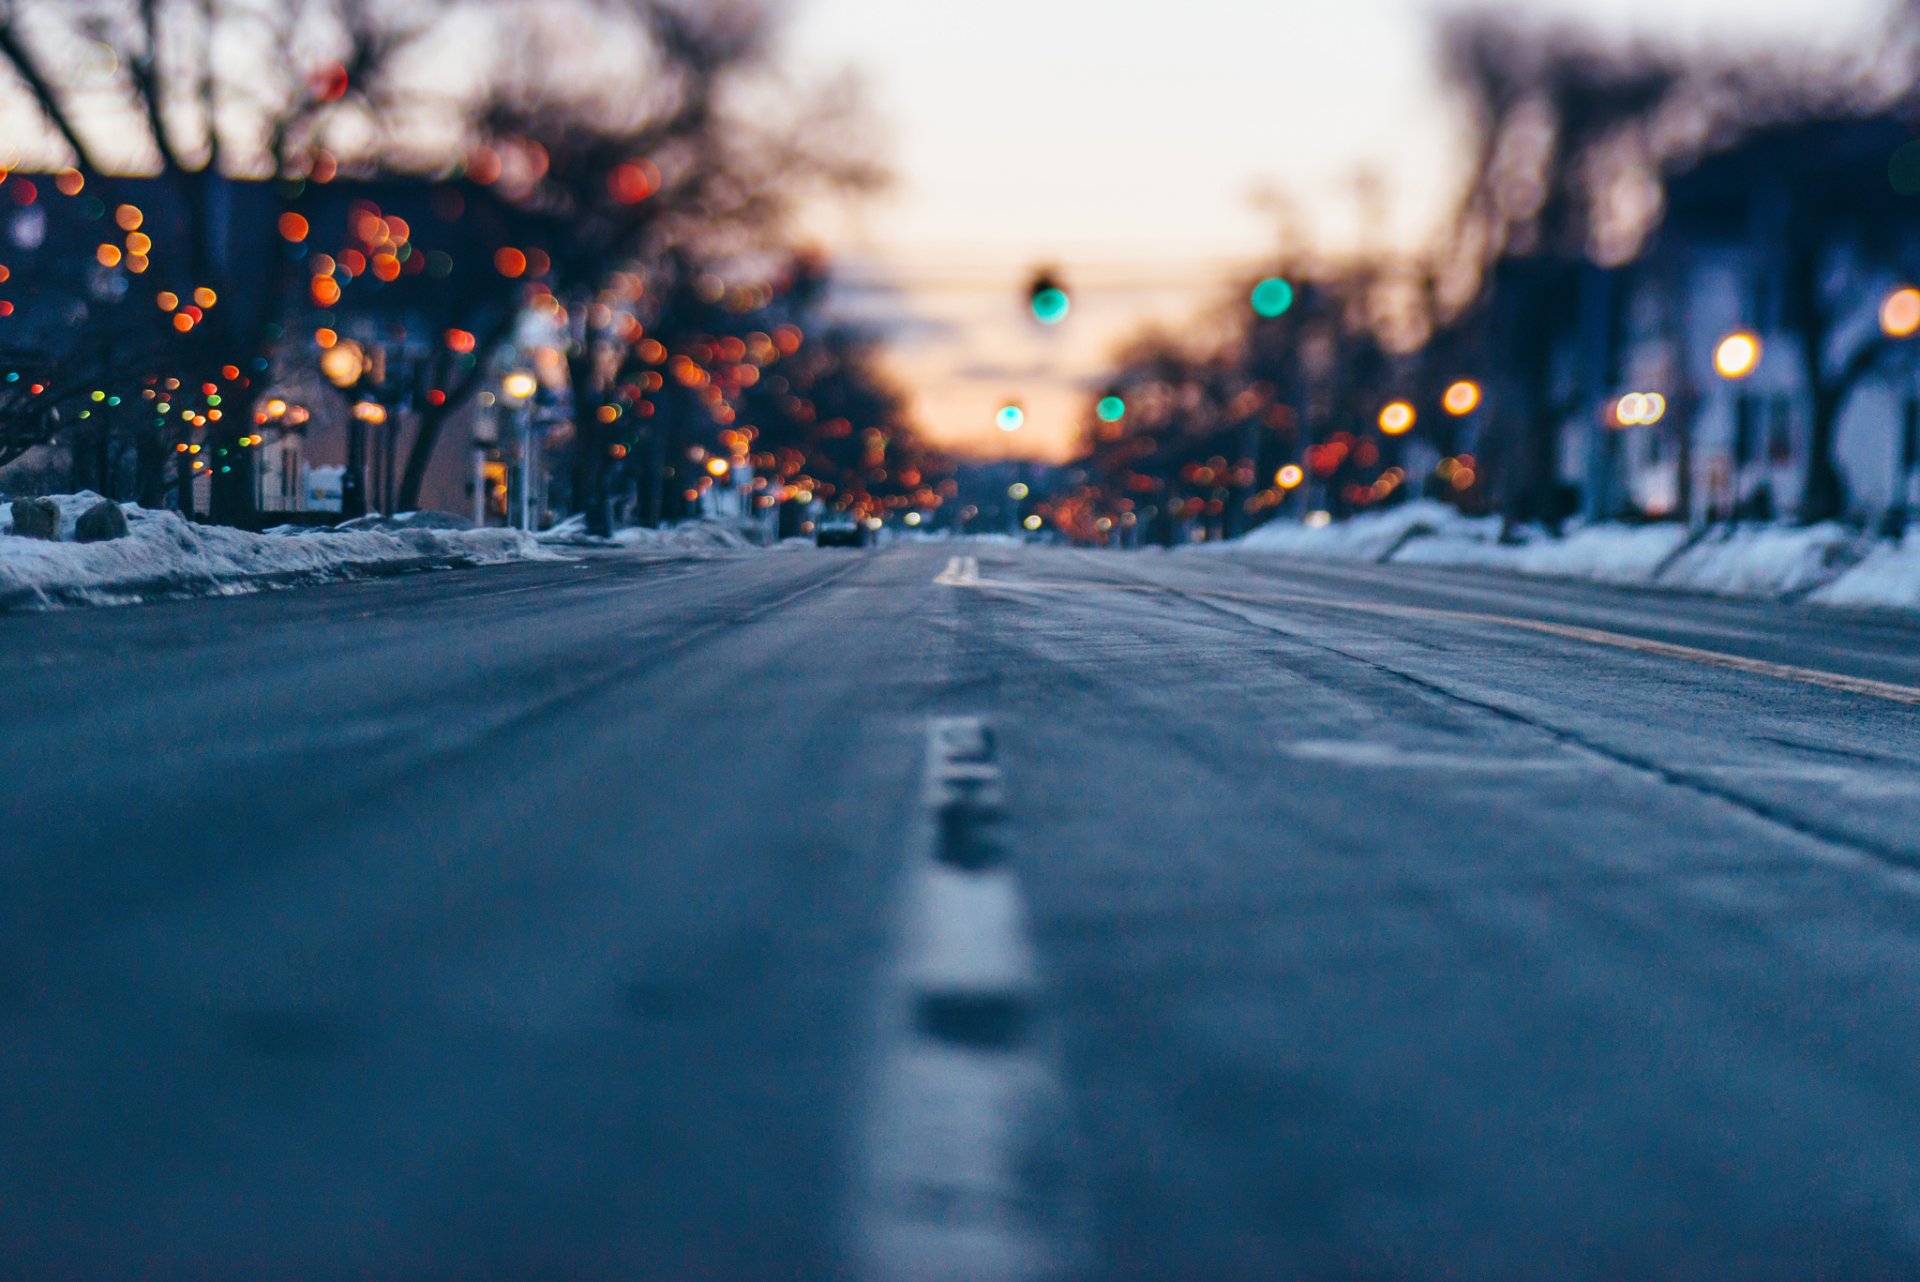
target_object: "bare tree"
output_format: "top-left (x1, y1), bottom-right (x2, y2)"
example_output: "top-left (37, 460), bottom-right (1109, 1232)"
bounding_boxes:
top-left (1437, 11), bottom-right (1681, 528)
top-left (0, 0), bottom-right (463, 517)
top-left (464, 0), bottom-right (883, 534)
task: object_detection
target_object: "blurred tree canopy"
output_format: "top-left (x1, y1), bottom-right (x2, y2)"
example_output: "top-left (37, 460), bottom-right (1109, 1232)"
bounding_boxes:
top-left (1070, 0), bottom-right (1920, 541)
top-left (0, 0), bottom-right (924, 529)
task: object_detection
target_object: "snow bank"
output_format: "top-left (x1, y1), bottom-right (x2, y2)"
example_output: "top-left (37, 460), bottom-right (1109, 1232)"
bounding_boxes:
top-left (0, 493), bottom-right (562, 609)
top-left (1656, 523), bottom-right (1863, 597)
top-left (333, 510), bottom-right (479, 533)
top-left (1225, 503), bottom-right (1920, 610)
top-left (1230, 499), bottom-right (1686, 585)
top-left (1390, 520), bottom-right (1691, 585)
top-left (536, 515), bottom-right (758, 552)
top-left (1236, 500), bottom-right (1489, 562)
top-left (1814, 541), bottom-right (1920, 609)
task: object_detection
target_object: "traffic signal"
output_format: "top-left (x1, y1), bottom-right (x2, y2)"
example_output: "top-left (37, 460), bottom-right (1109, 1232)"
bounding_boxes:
top-left (1096, 393), bottom-right (1126, 424)
top-left (1250, 276), bottom-right (1295, 319)
top-left (1028, 270), bottom-right (1070, 325)
top-left (996, 402), bottom-right (1026, 432)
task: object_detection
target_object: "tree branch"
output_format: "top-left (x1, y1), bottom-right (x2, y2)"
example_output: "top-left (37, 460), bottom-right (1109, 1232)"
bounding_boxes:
top-left (130, 0), bottom-right (187, 174)
top-left (0, 8), bottom-right (103, 174)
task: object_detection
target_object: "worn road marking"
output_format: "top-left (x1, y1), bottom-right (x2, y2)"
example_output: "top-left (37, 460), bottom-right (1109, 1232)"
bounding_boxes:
top-left (1283, 740), bottom-right (1589, 773)
top-left (935, 555), bottom-right (982, 586)
top-left (1284, 740), bottom-right (1920, 796)
top-left (900, 866), bottom-right (1039, 997)
top-left (853, 716), bottom-right (1079, 1282)
top-left (954, 571), bottom-right (1920, 707)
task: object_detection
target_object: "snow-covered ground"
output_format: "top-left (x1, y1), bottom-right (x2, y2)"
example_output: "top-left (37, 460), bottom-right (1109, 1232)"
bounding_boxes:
top-left (1225, 499), bottom-right (1920, 611)
top-left (0, 494), bottom-right (563, 609)
top-left (536, 514), bottom-right (760, 553)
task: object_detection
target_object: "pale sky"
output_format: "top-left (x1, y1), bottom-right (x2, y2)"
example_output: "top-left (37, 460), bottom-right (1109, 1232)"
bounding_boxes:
top-left (789, 0), bottom-right (1888, 460)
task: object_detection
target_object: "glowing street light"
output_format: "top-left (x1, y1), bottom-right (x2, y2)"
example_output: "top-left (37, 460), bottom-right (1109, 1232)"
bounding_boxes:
top-left (1443, 380), bottom-right (1482, 416)
top-left (1378, 401), bottom-right (1416, 436)
top-left (319, 339), bottom-right (366, 390)
top-left (1883, 287), bottom-right (1920, 339)
top-left (1614, 392), bottom-right (1667, 427)
top-left (500, 370), bottom-right (541, 532)
top-left (1275, 464), bottom-right (1305, 490)
top-left (1714, 331), bottom-right (1762, 380)
top-left (1881, 288), bottom-right (1920, 538)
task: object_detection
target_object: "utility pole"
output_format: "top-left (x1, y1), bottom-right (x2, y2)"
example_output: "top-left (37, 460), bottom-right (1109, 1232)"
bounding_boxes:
top-left (472, 441), bottom-right (489, 528)
top-left (523, 414), bottom-right (537, 531)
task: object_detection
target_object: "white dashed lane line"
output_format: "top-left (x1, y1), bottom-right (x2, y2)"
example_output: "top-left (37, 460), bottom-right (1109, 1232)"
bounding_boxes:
top-left (934, 556), bottom-right (981, 586)
top-left (850, 716), bottom-right (1082, 1282)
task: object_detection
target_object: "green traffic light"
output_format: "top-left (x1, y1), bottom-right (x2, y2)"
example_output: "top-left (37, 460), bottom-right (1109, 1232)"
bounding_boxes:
top-left (1030, 287), bottom-right (1070, 325)
top-left (1096, 395), bottom-right (1126, 423)
top-left (996, 404), bottom-right (1026, 432)
top-left (1251, 276), bottom-right (1295, 319)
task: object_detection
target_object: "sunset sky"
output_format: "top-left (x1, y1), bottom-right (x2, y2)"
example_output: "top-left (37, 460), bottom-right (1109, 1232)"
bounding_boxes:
top-left (789, 0), bottom-right (1889, 461)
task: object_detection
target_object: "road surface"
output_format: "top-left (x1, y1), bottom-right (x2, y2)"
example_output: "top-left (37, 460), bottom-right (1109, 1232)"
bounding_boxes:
top-left (6, 542), bottom-right (1920, 1280)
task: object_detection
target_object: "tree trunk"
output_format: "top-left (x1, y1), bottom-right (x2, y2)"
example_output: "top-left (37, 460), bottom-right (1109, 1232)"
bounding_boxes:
top-left (175, 448), bottom-right (196, 520)
top-left (395, 403), bottom-right (450, 515)
top-left (208, 424), bottom-right (256, 526)
top-left (341, 416), bottom-right (367, 519)
top-left (1801, 393), bottom-right (1848, 523)
top-left (93, 419), bottom-right (112, 498)
top-left (566, 355), bottom-right (613, 538)
top-left (136, 426), bottom-right (167, 509)
top-left (641, 425), bottom-right (666, 528)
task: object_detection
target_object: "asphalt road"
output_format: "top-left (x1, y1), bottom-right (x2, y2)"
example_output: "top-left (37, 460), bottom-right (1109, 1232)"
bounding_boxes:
top-left (7, 542), bottom-right (1920, 1280)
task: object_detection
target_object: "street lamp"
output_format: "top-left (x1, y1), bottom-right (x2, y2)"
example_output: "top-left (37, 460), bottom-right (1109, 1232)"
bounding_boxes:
top-left (501, 370), bottom-right (539, 531)
top-left (1714, 331), bottom-right (1762, 522)
top-left (320, 340), bottom-right (366, 391)
top-left (1882, 287), bottom-right (1920, 340)
top-left (1614, 392), bottom-right (1667, 427)
top-left (1442, 380), bottom-right (1482, 417)
top-left (1378, 401), bottom-right (1416, 436)
top-left (1881, 288), bottom-right (1920, 536)
top-left (1713, 331), bottom-right (1761, 381)
top-left (320, 339), bottom-right (370, 518)
top-left (502, 370), bottom-right (538, 403)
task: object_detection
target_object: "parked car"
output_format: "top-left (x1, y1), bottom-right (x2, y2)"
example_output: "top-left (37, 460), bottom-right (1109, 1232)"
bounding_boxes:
top-left (815, 515), bottom-right (867, 548)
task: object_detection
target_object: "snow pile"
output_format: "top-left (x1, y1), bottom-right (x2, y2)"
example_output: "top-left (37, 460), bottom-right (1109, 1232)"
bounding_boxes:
top-left (1656, 523), bottom-right (1864, 597)
top-left (1225, 502), bottom-right (1920, 608)
top-left (1, 493), bottom-right (561, 608)
top-left (537, 515), bottom-right (757, 553)
top-left (1393, 520), bottom-right (1691, 585)
top-left (333, 510), bottom-right (479, 533)
top-left (1813, 540), bottom-right (1920, 609)
top-left (1239, 502), bottom-right (1689, 585)
top-left (1236, 500), bottom-right (1488, 562)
